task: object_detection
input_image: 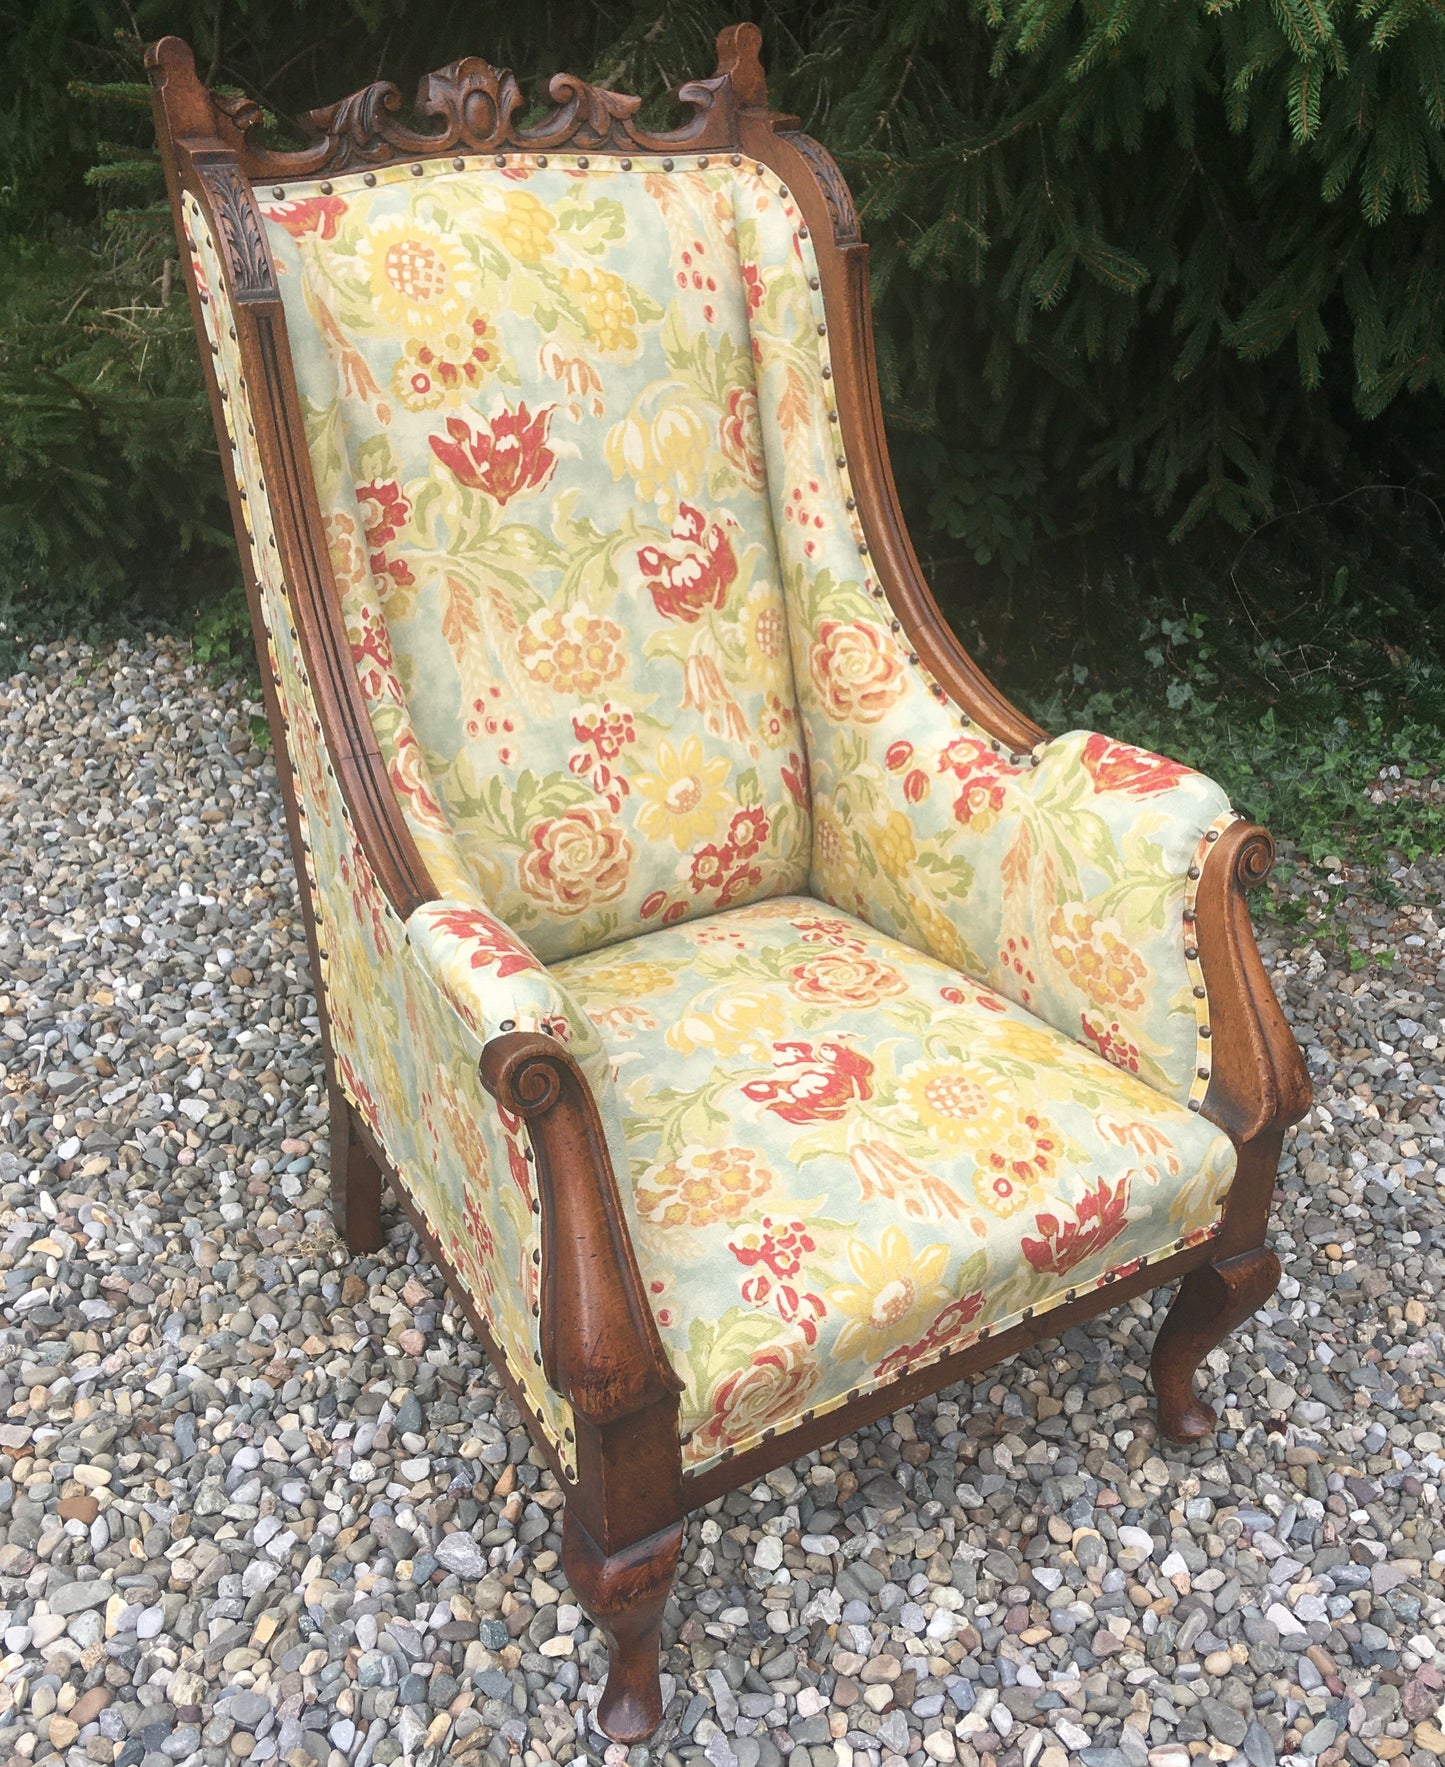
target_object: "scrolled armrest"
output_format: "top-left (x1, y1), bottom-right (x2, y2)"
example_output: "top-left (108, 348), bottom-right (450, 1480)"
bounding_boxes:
top-left (480, 1033), bottom-right (682, 1428)
top-left (405, 895), bottom-right (606, 1067)
top-left (1193, 821), bottom-right (1312, 1146)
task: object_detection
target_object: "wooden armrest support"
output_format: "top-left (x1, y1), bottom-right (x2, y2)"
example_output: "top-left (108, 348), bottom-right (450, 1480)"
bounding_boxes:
top-left (478, 1031), bottom-right (682, 1430)
top-left (1196, 820), bottom-right (1312, 1149)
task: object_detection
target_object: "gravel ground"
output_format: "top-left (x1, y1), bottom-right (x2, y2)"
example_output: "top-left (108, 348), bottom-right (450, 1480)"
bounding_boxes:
top-left (0, 634), bottom-right (1442, 1767)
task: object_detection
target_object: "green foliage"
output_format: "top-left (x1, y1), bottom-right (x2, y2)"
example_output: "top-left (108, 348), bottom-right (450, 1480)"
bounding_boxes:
top-left (190, 582), bottom-right (255, 678)
top-left (795, 0), bottom-right (1445, 541)
top-left (965, 477), bottom-right (1445, 869)
top-left (0, 231), bottom-right (229, 604)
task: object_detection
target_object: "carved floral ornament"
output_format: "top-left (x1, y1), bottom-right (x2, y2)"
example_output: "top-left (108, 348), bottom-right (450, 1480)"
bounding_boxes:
top-left (167, 34), bottom-right (775, 182)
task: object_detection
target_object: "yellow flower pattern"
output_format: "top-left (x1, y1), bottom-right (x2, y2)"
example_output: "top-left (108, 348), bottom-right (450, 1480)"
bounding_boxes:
top-left (358, 214), bottom-right (477, 331)
top-left (634, 738), bottom-right (734, 850)
top-left (831, 1228), bottom-right (952, 1365)
top-left (557, 265), bottom-right (640, 355)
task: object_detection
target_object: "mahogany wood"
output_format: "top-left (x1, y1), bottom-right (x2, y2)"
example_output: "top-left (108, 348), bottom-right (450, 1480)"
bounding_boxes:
top-left (1152, 1246), bottom-right (1283, 1441)
top-left (329, 1091), bottom-right (384, 1254)
top-left (1195, 822), bottom-right (1313, 1151)
top-left (562, 1512), bottom-right (685, 1743)
top-left (148, 23), bottom-right (1311, 1742)
top-left (478, 1033), bottom-right (682, 1429)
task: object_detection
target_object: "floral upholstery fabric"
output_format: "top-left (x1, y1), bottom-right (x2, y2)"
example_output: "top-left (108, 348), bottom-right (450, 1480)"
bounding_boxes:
top-left (554, 896), bottom-right (1235, 1472)
top-left (733, 189), bottom-right (1235, 1109)
top-left (260, 162), bottom-right (814, 962)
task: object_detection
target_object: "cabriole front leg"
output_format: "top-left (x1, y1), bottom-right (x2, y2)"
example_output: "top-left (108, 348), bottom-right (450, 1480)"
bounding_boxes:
top-left (564, 1507), bottom-right (683, 1743)
top-left (479, 1031), bottom-right (687, 1743)
top-left (1151, 1245), bottom-right (1281, 1441)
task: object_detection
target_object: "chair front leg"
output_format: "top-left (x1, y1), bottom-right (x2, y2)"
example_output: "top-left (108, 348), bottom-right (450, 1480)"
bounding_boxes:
top-left (480, 1032), bottom-right (686, 1743)
top-left (1152, 1244), bottom-right (1281, 1441)
top-left (564, 1502), bottom-right (684, 1742)
top-left (1153, 823), bottom-right (1309, 1442)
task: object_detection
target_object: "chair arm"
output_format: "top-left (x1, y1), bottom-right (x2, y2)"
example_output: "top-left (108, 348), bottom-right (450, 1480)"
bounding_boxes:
top-left (821, 725), bottom-right (1258, 1111)
top-left (479, 1033), bottom-right (684, 1429)
top-left (405, 899), bottom-right (681, 1428)
top-left (1194, 820), bottom-right (1313, 1148)
top-left (405, 896), bottom-right (612, 1084)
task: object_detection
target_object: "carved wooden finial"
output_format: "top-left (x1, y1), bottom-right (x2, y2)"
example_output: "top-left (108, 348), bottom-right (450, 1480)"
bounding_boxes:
top-left (715, 23), bottom-right (769, 109)
top-left (146, 35), bottom-right (221, 143)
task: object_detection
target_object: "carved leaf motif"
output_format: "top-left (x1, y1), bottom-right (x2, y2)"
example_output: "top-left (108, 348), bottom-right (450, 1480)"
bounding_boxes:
top-left (780, 133), bottom-right (861, 245)
top-left (418, 57), bottom-right (525, 149)
top-left (197, 163), bottom-right (275, 299)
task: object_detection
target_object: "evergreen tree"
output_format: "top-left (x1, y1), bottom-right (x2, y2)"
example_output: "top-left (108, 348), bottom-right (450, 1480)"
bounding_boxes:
top-left (1, 0), bottom-right (1440, 695)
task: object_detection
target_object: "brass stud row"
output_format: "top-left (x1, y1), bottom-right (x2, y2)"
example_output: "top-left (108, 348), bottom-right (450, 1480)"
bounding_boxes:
top-left (273, 148), bottom-right (764, 208)
top-left (1183, 818), bottom-right (1228, 1112)
top-left (689, 1220), bottom-right (1214, 1469)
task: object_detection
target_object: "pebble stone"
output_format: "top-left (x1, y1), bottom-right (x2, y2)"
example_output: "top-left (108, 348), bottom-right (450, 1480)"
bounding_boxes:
top-left (0, 635), bottom-right (1443, 1767)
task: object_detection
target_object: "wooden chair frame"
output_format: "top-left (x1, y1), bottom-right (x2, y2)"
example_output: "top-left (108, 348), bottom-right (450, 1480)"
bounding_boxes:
top-left (148, 24), bottom-right (1311, 1742)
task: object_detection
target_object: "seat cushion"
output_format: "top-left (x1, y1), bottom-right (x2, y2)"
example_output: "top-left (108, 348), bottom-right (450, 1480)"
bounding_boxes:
top-left (552, 897), bottom-right (1237, 1473)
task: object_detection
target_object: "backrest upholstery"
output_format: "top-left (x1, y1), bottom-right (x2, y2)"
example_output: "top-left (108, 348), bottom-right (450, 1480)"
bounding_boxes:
top-left (261, 159), bottom-right (815, 961)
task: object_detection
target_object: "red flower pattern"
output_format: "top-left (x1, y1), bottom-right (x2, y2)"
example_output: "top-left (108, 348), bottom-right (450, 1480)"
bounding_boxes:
top-left (874, 1288), bottom-right (987, 1379)
top-left (1022, 1176), bottom-right (1131, 1277)
top-left (730, 1216), bottom-right (816, 1281)
top-left (568, 700), bottom-right (637, 811)
top-left (427, 906), bottom-right (540, 981)
top-left (732, 1218), bottom-right (827, 1344)
top-left (938, 734), bottom-right (1018, 826)
top-left (1081, 733), bottom-right (1192, 797)
top-left (429, 403), bottom-right (557, 505)
top-left (741, 262), bottom-right (766, 315)
top-left (780, 750), bottom-right (810, 810)
top-left (683, 808), bottom-right (772, 908)
top-left (739, 1271), bottom-right (827, 1344)
top-left (725, 805), bottom-right (769, 861)
top-left (263, 195), bottom-right (346, 239)
top-left (1080, 1011), bottom-right (1143, 1076)
top-left (637, 503), bottom-right (738, 623)
top-left (742, 1040), bottom-right (875, 1125)
top-left (355, 479), bottom-right (415, 592)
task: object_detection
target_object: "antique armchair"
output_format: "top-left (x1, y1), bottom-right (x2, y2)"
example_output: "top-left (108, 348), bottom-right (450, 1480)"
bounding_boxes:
top-left (149, 25), bottom-right (1311, 1743)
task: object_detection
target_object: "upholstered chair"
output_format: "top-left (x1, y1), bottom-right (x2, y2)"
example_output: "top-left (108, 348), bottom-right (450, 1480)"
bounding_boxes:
top-left (149, 24), bottom-right (1310, 1742)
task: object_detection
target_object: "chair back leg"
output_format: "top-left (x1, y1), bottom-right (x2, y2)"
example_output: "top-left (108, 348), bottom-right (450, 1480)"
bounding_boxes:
top-left (330, 1094), bottom-right (385, 1254)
